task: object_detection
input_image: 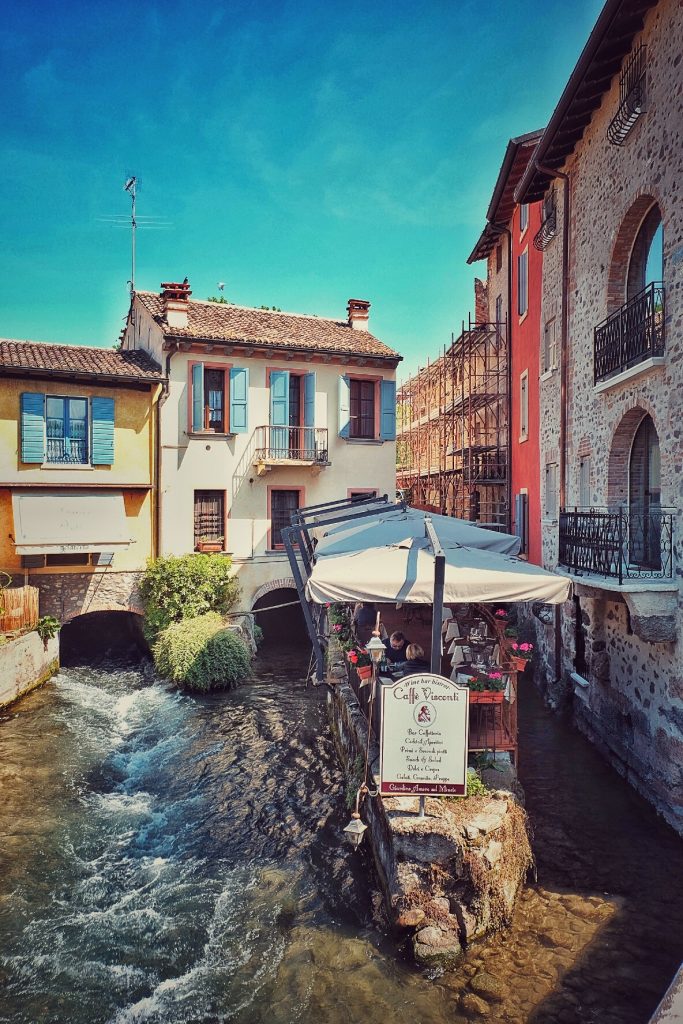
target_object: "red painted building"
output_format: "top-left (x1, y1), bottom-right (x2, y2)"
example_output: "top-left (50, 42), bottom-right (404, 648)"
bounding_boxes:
top-left (468, 132), bottom-right (545, 564)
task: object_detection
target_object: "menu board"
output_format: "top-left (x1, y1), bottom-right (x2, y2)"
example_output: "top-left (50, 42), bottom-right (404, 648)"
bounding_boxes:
top-left (379, 673), bottom-right (469, 796)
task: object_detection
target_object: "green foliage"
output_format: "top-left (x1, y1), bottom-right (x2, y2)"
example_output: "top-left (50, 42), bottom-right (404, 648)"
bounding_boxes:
top-left (140, 553), bottom-right (240, 641)
top-left (465, 768), bottom-right (489, 797)
top-left (207, 295), bottom-right (230, 303)
top-left (345, 754), bottom-right (365, 809)
top-left (259, 305), bottom-right (282, 311)
top-left (153, 612), bottom-right (252, 691)
top-left (35, 615), bottom-right (60, 644)
top-left (253, 624), bottom-right (264, 648)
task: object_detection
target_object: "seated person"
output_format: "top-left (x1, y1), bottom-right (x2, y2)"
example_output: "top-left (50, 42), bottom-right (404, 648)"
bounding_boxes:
top-left (399, 643), bottom-right (430, 675)
top-left (384, 630), bottom-right (409, 664)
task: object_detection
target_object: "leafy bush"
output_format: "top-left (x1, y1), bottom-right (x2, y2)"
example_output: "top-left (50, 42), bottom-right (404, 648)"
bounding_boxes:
top-left (153, 612), bottom-right (252, 691)
top-left (35, 615), bottom-right (60, 645)
top-left (140, 554), bottom-right (241, 641)
top-left (253, 624), bottom-right (264, 649)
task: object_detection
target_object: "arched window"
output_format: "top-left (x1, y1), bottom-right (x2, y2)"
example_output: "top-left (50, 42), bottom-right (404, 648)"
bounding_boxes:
top-left (627, 204), bottom-right (663, 299)
top-left (629, 414), bottom-right (661, 568)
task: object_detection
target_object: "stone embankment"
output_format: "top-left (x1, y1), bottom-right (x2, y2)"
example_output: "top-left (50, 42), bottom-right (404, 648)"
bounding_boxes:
top-left (327, 644), bottom-right (533, 969)
top-left (0, 631), bottom-right (59, 709)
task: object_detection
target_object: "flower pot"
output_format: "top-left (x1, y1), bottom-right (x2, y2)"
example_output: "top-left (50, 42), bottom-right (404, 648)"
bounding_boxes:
top-left (196, 541), bottom-right (223, 553)
top-left (357, 665), bottom-right (373, 681)
top-left (511, 656), bottom-right (528, 672)
top-left (469, 690), bottom-right (505, 704)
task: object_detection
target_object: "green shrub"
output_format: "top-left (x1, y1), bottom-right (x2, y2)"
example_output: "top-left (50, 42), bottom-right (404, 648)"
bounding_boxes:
top-left (35, 615), bottom-right (60, 645)
top-left (140, 554), bottom-right (241, 641)
top-left (253, 624), bottom-right (264, 649)
top-left (153, 612), bottom-right (252, 691)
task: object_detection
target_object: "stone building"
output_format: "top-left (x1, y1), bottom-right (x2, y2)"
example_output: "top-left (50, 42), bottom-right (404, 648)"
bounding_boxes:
top-left (121, 282), bottom-right (400, 610)
top-left (0, 341), bottom-right (163, 622)
top-left (515, 0), bottom-right (683, 832)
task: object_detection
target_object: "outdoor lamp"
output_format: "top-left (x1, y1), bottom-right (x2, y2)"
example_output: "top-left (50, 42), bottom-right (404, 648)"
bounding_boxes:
top-left (366, 634), bottom-right (386, 664)
top-left (343, 813), bottom-right (368, 848)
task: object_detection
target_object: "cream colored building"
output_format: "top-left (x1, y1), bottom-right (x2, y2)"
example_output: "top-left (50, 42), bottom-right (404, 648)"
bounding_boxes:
top-left (121, 282), bottom-right (401, 608)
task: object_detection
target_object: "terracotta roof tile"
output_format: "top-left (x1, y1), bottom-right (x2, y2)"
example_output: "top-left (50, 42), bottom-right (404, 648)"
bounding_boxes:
top-left (0, 340), bottom-right (163, 382)
top-left (136, 292), bottom-right (401, 362)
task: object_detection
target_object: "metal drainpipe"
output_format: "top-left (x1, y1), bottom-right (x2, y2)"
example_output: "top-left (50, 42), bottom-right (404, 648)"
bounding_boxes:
top-left (534, 160), bottom-right (570, 682)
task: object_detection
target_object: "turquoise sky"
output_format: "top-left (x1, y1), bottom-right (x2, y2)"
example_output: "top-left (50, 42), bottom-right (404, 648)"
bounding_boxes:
top-left (2, 0), bottom-right (603, 379)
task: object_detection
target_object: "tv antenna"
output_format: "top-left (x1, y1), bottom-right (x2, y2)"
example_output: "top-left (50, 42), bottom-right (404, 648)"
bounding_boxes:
top-left (97, 175), bottom-right (171, 297)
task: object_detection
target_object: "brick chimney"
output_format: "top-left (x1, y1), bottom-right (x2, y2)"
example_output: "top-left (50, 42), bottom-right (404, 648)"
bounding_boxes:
top-left (161, 278), bottom-right (191, 329)
top-left (474, 278), bottom-right (488, 325)
top-left (347, 298), bottom-right (370, 331)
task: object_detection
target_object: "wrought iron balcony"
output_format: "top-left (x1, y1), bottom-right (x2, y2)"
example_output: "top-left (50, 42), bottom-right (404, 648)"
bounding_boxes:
top-left (533, 188), bottom-right (557, 251)
top-left (253, 426), bottom-right (329, 474)
top-left (559, 506), bottom-right (674, 583)
top-left (594, 281), bottom-right (664, 384)
top-left (607, 44), bottom-right (646, 146)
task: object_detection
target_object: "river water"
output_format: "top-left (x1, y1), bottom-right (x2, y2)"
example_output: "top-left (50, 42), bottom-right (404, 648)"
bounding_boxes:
top-left (1, 645), bottom-right (683, 1024)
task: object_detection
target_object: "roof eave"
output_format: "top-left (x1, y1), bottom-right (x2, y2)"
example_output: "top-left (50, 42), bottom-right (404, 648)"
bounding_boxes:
top-left (161, 333), bottom-right (401, 365)
top-left (0, 365), bottom-right (164, 387)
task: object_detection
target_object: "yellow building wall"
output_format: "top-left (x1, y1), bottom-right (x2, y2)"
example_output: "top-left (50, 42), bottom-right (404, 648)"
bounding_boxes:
top-left (0, 378), bottom-right (159, 576)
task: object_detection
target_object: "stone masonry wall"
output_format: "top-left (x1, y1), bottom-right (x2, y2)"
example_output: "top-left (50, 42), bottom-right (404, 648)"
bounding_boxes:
top-left (535, 0), bottom-right (683, 834)
top-left (18, 571), bottom-right (144, 623)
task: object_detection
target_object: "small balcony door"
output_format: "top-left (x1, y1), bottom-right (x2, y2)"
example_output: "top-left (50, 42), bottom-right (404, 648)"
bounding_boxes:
top-left (629, 414), bottom-right (661, 569)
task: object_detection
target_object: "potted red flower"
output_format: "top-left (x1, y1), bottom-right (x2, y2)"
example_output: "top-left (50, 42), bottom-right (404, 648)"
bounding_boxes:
top-left (510, 641), bottom-right (534, 672)
top-left (467, 670), bottom-right (506, 704)
top-left (348, 646), bottom-right (373, 681)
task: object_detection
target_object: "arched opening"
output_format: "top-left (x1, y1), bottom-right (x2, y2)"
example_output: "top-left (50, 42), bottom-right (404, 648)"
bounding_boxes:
top-left (252, 586), bottom-right (306, 646)
top-left (628, 414), bottom-right (661, 569)
top-left (60, 610), bottom-right (147, 666)
top-left (627, 203), bottom-right (663, 299)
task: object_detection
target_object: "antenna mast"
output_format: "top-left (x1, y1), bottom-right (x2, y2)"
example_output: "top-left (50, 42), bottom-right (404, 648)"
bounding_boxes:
top-left (124, 176), bottom-right (137, 297)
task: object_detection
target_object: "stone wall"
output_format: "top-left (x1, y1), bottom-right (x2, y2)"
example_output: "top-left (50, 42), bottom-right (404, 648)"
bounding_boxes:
top-left (15, 571), bottom-right (144, 623)
top-left (534, 0), bottom-right (683, 835)
top-left (0, 630), bottom-right (59, 709)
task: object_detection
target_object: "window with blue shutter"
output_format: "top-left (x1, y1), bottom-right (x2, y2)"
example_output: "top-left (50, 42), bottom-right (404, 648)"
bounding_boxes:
top-left (229, 367), bottom-right (249, 434)
top-left (338, 375), bottom-right (350, 438)
top-left (91, 397), bottom-right (115, 465)
top-left (270, 370), bottom-right (289, 455)
top-left (303, 372), bottom-right (316, 456)
top-left (380, 380), bottom-right (396, 441)
top-left (191, 363), bottom-right (205, 432)
top-left (20, 393), bottom-right (46, 464)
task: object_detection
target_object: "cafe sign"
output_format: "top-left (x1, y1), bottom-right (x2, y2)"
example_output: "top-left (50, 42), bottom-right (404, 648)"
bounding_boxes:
top-left (379, 673), bottom-right (469, 796)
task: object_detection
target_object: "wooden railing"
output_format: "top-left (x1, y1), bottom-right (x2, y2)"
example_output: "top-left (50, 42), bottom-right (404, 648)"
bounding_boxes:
top-left (0, 586), bottom-right (39, 634)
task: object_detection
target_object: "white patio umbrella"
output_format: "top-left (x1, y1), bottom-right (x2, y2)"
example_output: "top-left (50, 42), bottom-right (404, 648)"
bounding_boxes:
top-left (314, 507), bottom-right (521, 558)
top-left (306, 536), bottom-right (570, 606)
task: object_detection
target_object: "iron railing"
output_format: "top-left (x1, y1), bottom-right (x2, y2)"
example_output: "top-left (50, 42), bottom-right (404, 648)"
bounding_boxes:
top-left (559, 506), bottom-right (674, 583)
top-left (608, 43), bottom-right (646, 145)
top-left (594, 281), bottom-right (664, 384)
top-left (254, 425), bottom-right (329, 464)
top-left (533, 188), bottom-right (557, 251)
top-left (46, 437), bottom-right (88, 464)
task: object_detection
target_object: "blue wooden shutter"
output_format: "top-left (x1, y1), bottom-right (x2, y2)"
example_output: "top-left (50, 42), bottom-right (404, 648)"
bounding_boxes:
top-left (303, 372), bottom-right (315, 456)
top-left (229, 367), bottom-right (249, 434)
top-left (191, 363), bottom-right (204, 432)
top-left (91, 397), bottom-right (115, 464)
top-left (270, 370), bottom-right (289, 454)
top-left (338, 375), bottom-right (350, 438)
top-left (379, 379), bottom-right (396, 441)
top-left (20, 393), bottom-right (45, 463)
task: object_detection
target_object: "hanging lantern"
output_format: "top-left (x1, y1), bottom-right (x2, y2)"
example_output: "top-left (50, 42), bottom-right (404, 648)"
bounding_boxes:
top-left (343, 814), bottom-right (368, 848)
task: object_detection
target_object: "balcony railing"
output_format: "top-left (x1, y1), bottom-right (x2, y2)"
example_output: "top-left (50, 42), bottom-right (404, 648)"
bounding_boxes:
top-left (533, 188), bottom-right (557, 251)
top-left (607, 43), bottom-right (646, 146)
top-left (254, 425), bottom-right (329, 464)
top-left (46, 437), bottom-right (88, 464)
top-left (594, 281), bottom-right (664, 384)
top-left (558, 506), bottom-right (674, 583)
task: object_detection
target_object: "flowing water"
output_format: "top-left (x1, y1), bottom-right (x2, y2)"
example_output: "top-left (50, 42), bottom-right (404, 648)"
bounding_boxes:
top-left (1, 644), bottom-right (683, 1024)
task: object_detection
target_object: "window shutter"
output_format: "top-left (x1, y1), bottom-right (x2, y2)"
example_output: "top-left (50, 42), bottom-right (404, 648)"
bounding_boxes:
top-left (20, 393), bottom-right (45, 464)
top-left (514, 493), bottom-right (528, 554)
top-left (380, 379), bottom-right (396, 441)
top-left (303, 372), bottom-right (316, 456)
top-left (269, 370), bottom-right (289, 453)
top-left (229, 367), bottom-right (249, 434)
top-left (91, 397), bottom-right (115, 464)
top-left (191, 363), bottom-right (204, 432)
top-left (338, 375), bottom-right (350, 438)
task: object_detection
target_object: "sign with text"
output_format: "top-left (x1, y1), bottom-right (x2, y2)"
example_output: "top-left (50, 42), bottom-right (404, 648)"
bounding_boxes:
top-left (379, 673), bottom-right (469, 796)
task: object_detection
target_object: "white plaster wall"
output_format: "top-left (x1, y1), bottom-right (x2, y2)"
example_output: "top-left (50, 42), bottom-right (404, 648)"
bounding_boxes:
top-left (0, 631), bottom-right (59, 708)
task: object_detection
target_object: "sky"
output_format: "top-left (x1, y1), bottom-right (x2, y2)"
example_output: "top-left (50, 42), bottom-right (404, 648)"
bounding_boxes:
top-left (1, 0), bottom-right (604, 381)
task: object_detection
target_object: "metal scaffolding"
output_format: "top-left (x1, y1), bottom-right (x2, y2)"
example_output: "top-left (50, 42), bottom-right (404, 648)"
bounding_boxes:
top-left (397, 315), bottom-right (510, 532)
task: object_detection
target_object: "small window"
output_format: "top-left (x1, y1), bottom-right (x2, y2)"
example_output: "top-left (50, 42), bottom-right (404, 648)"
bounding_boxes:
top-left (519, 371), bottom-right (529, 441)
top-left (271, 489), bottom-right (300, 548)
top-left (543, 318), bottom-right (558, 373)
top-left (514, 492), bottom-right (528, 555)
top-left (495, 293), bottom-right (503, 327)
top-left (204, 368), bottom-right (226, 432)
top-left (579, 457), bottom-right (591, 508)
top-left (520, 204), bottom-right (529, 233)
top-left (350, 379), bottom-right (375, 439)
top-left (46, 396), bottom-right (88, 464)
top-left (518, 250), bottom-right (529, 317)
top-left (194, 490), bottom-right (225, 549)
top-left (545, 463), bottom-right (558, 519)
top-left (574, 596), bottom-right (588, 677)
top-left (350, 490), bottom-right (378, 502)
top-left (495, 243), bottom-right (503, 273)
